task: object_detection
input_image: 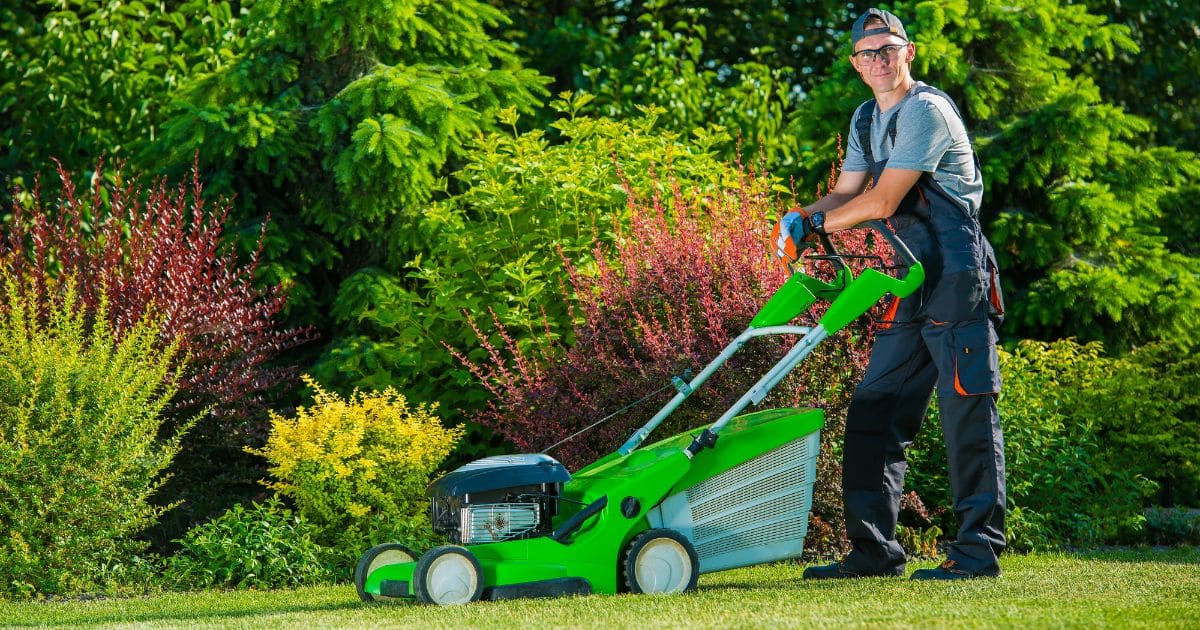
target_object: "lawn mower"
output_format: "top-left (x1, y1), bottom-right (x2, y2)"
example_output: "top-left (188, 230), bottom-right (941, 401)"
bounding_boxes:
top-left (354, 220), bottom-right (924, 605)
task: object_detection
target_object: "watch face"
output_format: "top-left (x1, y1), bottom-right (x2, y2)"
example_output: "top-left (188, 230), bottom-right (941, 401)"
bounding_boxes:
top-left (811, 212), bottom-right (825, 233)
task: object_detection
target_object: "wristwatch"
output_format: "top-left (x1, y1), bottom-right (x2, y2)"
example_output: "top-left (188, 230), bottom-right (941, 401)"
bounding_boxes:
top-left (808, 211), bottom-right (827, 236)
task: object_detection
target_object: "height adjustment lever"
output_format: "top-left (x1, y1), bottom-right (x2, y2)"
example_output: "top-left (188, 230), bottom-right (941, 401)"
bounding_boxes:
top-left (684, 429), bottom-right (719, 459)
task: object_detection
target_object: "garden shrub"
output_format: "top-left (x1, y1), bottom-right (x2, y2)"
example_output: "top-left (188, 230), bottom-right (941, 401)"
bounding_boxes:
top-left (1, 159), bottom-right (313, 548)
top-left (165, 498), bottom-right (333, 590)
top-left (1086, 342), bottom-right (1200, 508)
top-left (906, 339), bottom-right (1154, 551)
top-left (1144, 508), bottom-right (1200, 546)
top-left (250, 376), bottom-right (463, 571)
top-left (2, 159), bottom-right (312, 437)
top-left (310, 97), bottom-right (744, 463)
top-left (454, 158), bottom-right (893, 556)
top-left (0, 280), bottom-right (186, 598)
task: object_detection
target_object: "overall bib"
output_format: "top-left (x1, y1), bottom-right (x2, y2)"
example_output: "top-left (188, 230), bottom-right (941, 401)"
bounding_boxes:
top-left (840, 85), bottom-right (1008, 576)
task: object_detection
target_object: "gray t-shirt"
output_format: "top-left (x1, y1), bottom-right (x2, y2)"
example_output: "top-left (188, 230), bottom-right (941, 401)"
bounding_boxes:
top-left (842, 81), bottom-right (983, 216)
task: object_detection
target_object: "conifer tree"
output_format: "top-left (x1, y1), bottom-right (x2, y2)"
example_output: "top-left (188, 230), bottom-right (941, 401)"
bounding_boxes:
top-left (788, 0), bottom-right (1200, 351)
top-left (155, 0), bottom-right (548, 325)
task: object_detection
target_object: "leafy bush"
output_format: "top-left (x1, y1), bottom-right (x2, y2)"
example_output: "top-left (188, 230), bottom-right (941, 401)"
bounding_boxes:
top-left (906, 339), bottom-right (1155, 551)
top-left (0, 280), bottom-right (186, 598)
top-left (2, 160), bottom-right (311, 434)
top-left (165, 498), bottom-right (333, 590)
top-left (311, 98), bottom-right (746, 461)
top-left (1086, 342), bottom-right (1200, 507)
top-left (583, 12), bottom-right (795, 164)
top-left (1144, 508), bottom-right (1200, 546)
top-left (1, 159), bottom-right (313, 548)
top-left (250, 376), bottom-right (463, 569)
top-left (0, 0), bottom-right (247, 192)
top-left (454, 159), bottom-right (894, 556)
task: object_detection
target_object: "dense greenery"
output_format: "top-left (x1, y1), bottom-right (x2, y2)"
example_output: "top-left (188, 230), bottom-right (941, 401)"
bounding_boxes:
top-left (0, 0), bottom-right (247, 193)
top-left (1, 160), bottom-right (312, 551)
top-left (0, 281), bottom-right (185, 598)
top-left (1, 0), bottom-right (1198, 600)
top-left (310, 96), bottom-right (742, 457)
top-left (154, 0), bottom-right (548, 329)
top-left (165, 498), bottom-right (333, 590)
top-left (907, 340), bottom-right (1154, 551)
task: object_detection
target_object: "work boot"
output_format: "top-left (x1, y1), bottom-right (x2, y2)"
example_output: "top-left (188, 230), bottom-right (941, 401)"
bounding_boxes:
top-left (909, 559), bottom-right (1000, 580)
top-left (802, 559), bottom-right (904, 580)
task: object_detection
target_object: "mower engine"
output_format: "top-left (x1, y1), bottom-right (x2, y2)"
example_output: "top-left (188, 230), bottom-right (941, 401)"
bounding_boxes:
top-left (428, 454), bottom-right (572, 545)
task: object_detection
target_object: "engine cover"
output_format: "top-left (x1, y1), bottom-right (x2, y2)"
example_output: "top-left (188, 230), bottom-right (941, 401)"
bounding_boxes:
top-left (428, 453), bottom-right (571, 544)
top-left (428, 453), bottom-right (571, 497)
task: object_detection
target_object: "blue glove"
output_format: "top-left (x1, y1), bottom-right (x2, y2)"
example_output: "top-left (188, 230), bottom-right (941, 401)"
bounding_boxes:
top-left (772, 210), bottom-right (824, 262)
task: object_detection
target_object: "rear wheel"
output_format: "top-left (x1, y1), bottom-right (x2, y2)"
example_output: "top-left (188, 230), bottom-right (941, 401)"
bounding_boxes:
top-left (354, 543), bottom-right (417, 602)
top-left (622, 528), bottom-right (699, 594)
top-left (413, 545), bottom-right (484, 605)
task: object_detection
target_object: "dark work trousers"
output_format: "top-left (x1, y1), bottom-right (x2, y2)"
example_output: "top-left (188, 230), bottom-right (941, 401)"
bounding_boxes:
top-left (841, 316), bottom-right (1006, 575)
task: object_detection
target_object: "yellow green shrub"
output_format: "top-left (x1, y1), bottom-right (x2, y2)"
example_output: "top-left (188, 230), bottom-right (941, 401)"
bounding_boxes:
top-left (0, 279), bottom-right (187, 598)
top-left (251, 376), bottom-right (462, 565)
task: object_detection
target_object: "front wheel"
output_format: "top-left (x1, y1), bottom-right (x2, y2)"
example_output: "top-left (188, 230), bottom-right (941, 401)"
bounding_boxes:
top-left (354, 543), bottom-right (417, 602)
top-left (622, 528), bottom-right (699, 594)
top-left (413, 545), bottom-right (484, 605)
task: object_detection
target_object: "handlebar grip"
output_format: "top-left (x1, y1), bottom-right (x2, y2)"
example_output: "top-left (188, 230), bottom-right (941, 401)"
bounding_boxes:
top-left (859, 219), bottom-right (919, 269)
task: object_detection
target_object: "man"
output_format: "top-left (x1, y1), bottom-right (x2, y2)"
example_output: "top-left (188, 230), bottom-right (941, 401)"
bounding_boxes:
top-left (780, 8), bottom-right (1007, 580)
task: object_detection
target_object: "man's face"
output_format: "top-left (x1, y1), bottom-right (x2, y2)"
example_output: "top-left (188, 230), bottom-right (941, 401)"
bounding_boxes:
top-left (850, 32), bottom-right (913, 94)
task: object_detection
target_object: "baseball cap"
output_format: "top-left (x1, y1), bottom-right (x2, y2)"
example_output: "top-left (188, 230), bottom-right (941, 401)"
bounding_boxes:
top-left (851, 8), bottom-right (908, 46)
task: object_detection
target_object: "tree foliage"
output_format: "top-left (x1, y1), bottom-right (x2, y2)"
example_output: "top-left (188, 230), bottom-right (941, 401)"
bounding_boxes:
top-left (492, 0), bottom-right (852, 109)
top-left (0, 0), bottom-right (246, 192)
top-left (1082, 0), bottom-right (1200, 153)
top-left (155, 0), bottom-right (549, 327)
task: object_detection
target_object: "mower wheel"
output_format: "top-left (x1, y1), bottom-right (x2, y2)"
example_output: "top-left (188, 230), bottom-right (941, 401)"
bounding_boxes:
top-left (354, 543), bottom-right (417, 602)
top-left (622, 528), bottom-right (699, 595)
top-left (413, 545), bottom-right (484, 605)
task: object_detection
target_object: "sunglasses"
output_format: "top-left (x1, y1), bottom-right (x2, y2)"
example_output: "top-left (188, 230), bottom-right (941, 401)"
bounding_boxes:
top-left (851, 43), bottom-right (908, 64)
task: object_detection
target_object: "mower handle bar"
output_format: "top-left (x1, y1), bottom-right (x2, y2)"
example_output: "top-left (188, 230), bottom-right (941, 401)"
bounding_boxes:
top-left (621, 220), bottom-right (923, 458)
top-left (810, 219), bottom-right (918, 275)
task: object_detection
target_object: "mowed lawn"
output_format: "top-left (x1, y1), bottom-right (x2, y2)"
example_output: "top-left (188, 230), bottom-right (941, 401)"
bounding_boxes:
top-left (2, 548), bottom-right (1197, 629)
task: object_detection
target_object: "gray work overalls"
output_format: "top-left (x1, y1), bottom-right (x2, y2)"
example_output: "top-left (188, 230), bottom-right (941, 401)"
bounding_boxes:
top-left (841, 84), bottom-right (1007, 576)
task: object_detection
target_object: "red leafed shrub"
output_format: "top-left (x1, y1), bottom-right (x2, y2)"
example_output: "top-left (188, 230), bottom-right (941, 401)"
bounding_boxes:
top-left (1, 159), bottom-right (313, 438)
top-left (453, 158), bottom-right (895, 556)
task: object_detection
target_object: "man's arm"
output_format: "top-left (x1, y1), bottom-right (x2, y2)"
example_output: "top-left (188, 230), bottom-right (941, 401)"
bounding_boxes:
top-left (803, 170), bottom-right (868, 217)
top-left (817, 167), bottom-right (923, 233)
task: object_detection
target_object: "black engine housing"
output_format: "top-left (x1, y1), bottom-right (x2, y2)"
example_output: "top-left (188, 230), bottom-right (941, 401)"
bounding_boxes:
top-left (428, 454), bottom-right (571, 544)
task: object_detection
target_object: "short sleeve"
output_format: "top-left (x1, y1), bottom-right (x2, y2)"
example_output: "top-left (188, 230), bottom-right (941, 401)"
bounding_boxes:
top-left (886, 97), bottom-right (954, 172)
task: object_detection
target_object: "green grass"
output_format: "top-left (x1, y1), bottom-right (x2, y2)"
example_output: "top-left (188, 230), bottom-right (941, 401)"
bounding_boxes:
top-left (2, 548), bottom-right (1198, 629)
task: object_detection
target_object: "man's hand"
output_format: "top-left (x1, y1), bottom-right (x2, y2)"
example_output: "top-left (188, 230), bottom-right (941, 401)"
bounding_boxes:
top-left (772, 209), bottom-right (824, 262)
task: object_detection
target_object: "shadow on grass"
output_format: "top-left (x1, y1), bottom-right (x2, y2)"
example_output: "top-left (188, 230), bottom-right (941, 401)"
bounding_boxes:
top-left (1071, 546), bottom-right (1200, 565)
top-left (12, 597), bottom-right (368, 628)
